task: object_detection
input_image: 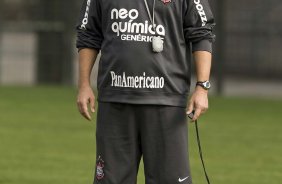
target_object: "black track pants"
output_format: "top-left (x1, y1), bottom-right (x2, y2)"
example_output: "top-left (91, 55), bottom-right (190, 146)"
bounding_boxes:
top-left (94, 102), bottom-right (192, 184)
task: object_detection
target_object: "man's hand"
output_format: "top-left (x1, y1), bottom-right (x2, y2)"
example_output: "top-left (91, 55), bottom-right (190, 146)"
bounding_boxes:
top-left (77, 86), bottom-right (95, 121)
top-left (188, 51), bottom-right (211, 121)
top-left (186, 86), bottom-right (209, 122)
top-left (77, 48), bottom-right (98, 121)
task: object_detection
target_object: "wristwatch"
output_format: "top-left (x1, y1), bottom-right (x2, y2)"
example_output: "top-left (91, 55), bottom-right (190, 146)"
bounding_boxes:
top-left (196, 80), bottom-right (211, 90)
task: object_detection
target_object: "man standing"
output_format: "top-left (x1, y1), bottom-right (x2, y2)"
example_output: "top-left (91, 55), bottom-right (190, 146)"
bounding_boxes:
top-left (76, 0), bottom-right (215, 183)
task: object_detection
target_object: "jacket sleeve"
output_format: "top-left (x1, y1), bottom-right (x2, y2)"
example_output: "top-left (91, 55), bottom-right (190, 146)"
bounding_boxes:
top-left (76, 0), bottom-right (103, 51)
top-left (183, 0), bottom-right (216, 53)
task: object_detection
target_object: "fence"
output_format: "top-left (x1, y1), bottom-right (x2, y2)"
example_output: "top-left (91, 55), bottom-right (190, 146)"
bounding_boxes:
top-left (214, 0), bottom-right (282, 78)
top-left (0, 0), bottom-right (80, 85)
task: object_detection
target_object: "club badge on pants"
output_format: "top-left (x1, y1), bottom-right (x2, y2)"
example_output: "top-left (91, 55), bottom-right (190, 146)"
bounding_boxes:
top-left (96, 156), bottom-right (105, 180)
top-left (160, 0), bottom-right (172, 4)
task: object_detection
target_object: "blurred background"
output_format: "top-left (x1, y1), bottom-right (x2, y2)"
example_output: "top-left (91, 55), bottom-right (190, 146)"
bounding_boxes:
top-left (0, 0), bottom-right (282, 184)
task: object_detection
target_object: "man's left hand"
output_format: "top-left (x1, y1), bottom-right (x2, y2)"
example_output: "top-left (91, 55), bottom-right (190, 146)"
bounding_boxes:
top-left (186, 86), bottom-right (209, 122)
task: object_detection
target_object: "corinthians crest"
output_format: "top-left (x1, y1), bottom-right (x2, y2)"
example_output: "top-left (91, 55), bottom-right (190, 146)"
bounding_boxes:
top-left (160, 0), bottom-right (172, 4)
top-left (96, 156), bottom-right (105, 180)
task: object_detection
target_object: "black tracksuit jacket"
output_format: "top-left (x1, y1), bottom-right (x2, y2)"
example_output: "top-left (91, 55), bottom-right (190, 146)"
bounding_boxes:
top-left (76, 0), bottom-right (215, 107)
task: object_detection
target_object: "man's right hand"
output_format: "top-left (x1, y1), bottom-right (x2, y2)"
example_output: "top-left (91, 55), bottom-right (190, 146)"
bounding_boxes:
top-left (77, 86), bottom-right (96, 121)
top-left (77, 48), bottom-right (98, 121)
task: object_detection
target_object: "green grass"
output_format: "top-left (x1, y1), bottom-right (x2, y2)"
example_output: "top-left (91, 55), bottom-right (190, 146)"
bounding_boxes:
top-left (0, 86), bottom-right (281, 184)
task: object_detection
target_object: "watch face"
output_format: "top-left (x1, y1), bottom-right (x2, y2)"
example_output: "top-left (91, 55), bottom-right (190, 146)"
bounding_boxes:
top-left (196, 81), bottom-right (211, 90)
top-left (203, 81), bottom-right (211, 89)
